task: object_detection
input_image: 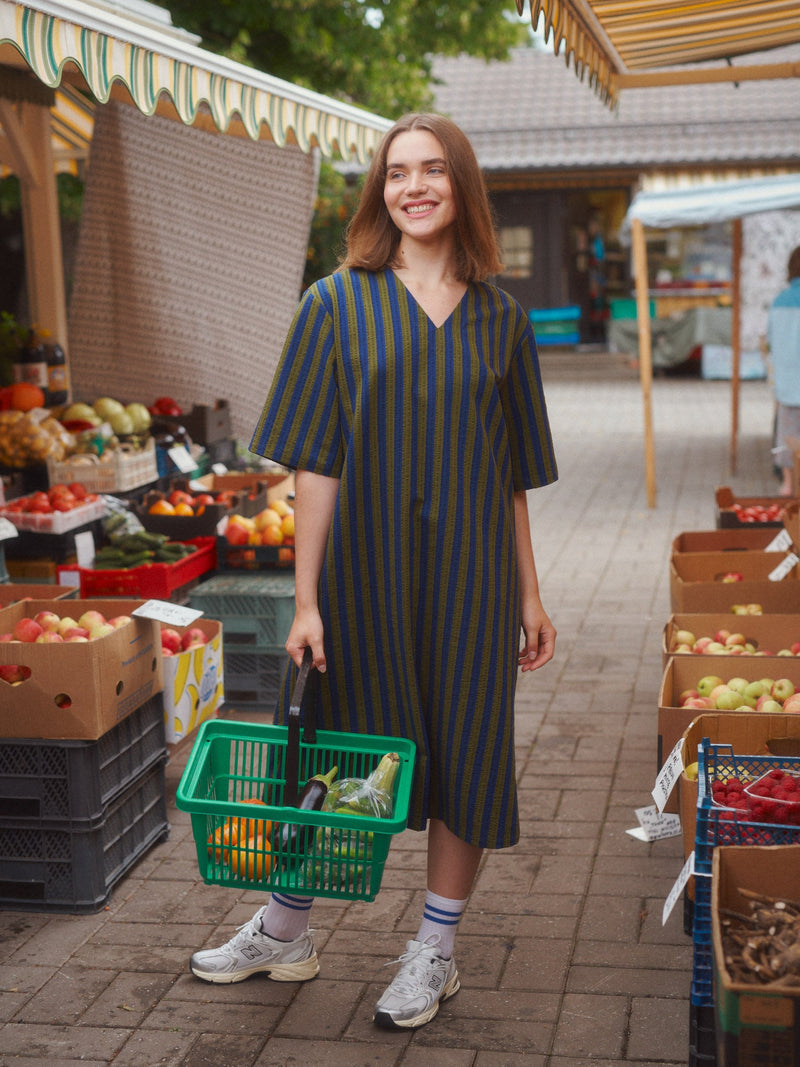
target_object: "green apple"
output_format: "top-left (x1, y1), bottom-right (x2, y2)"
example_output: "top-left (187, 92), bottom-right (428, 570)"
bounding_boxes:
top-left (697, 675), bottom-right (724, 697)
top-left (726, 677), bottom-right (749, 695)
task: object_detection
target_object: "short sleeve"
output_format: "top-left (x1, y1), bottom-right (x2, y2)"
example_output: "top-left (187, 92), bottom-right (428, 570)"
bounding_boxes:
top-left (499, 311), bottom-right (558, 491)
top-left (250, 284), bottom-right (344, 477)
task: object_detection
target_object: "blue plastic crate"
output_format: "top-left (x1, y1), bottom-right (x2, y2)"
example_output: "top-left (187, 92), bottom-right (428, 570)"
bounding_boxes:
top-left (529, 305), bottom-right (581, 324)
top-left (691, 739), bottom-right (800, 1007)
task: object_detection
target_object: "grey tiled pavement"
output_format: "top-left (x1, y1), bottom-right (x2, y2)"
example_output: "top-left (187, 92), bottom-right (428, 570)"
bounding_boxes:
top-left (0, 349), bottom-right (780, 1065)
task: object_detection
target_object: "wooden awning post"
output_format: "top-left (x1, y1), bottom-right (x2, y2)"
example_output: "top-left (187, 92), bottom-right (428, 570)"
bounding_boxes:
top-left (632, 216), bottom-right (657, 508)
top-left (729, 218), bottom-right (742, 473)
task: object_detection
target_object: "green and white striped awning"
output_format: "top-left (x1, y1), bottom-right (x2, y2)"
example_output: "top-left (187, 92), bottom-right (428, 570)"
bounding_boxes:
top-left (0, 0), bottom-right (391, 165)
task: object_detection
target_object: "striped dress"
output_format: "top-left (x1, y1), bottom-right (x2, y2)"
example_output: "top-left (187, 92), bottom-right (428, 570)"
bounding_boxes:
top-left (250, 268), bottom-right (557, 848)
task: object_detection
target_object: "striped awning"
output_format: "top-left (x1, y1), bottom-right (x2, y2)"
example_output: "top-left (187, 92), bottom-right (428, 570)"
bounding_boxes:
top-left (520, 0), bottom-right (800, 104)
top-left (0, 0), bottom-right (391, 165)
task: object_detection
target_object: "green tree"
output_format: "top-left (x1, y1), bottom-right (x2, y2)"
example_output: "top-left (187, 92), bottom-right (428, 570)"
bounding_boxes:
top-left (162, 0), bottom-right (526, 116)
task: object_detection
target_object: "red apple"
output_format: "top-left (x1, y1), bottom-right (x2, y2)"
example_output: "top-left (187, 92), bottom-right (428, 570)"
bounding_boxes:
top-left (107, 615), bottom-right (132, 630)
top-left (35, 632), bottom-right (64, 643)
top-left (160, 628), bottom-right (182, 654)
top-left (720, 572), bottom-right (744, 583)
top-left (0, 664), bottom-right (24, 684)
top-left (34, 610), bottom-right (62, 633)
top-left (78, 610), bottom-right (107, 631)
top-left (62, 626), bottom-right (90, 641)
top-left (12, 617), bottom-right (44, 643)
top-left (180, 627), bottom-right (208, 651)
top-left (782, 692), bottom-right (800, 714)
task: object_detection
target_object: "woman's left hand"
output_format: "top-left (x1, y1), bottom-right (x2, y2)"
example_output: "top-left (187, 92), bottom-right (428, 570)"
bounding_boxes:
top-left (518, 606), bottom-right (556, 672)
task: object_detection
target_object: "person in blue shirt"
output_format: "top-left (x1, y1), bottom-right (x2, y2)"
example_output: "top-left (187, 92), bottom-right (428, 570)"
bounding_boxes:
top-left (767, 246), bottom-right (800, 496)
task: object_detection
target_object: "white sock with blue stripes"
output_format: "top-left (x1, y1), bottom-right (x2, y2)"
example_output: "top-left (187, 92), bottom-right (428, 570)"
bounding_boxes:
top-left (259, 892), bottom-right (314, 942)
top-left (416, 890), bottom-right (468, 960)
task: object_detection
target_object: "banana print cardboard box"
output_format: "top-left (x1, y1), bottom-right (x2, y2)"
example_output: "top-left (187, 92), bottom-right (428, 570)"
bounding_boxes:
top-left (160, 619), bottom-right (224, 744)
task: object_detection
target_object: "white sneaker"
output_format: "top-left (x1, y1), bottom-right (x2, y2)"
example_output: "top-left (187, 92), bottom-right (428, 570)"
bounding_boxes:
top-left (373, 936), bottom-right (460, 1029)
top-left (190, 906), bottom-right (319, 984)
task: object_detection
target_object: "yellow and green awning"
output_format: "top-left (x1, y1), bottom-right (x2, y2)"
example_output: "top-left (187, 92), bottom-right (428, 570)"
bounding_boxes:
top-left (0, 0), bottom-right (391, 166)
top-left (521, 0), bottom-right (800, 104)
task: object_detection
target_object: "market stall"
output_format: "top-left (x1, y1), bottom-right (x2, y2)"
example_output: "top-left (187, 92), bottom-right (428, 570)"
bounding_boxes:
top-left (621, 174), bottom-right (800, 508)
top-left (0, 0), bottom-right (391, 442)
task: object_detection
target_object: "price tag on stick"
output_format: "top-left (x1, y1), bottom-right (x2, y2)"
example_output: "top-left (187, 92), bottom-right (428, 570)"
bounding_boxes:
top-left (652, 738), bottom-right (684, 812)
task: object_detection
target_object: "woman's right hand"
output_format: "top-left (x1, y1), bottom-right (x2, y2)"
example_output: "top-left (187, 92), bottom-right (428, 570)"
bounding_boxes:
top-left (285, 606), bottom-right (326, 673)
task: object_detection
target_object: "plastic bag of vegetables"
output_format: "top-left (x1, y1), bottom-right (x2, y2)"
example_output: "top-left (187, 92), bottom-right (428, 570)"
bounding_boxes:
top-left (321, 751), bottom-right (401, 819)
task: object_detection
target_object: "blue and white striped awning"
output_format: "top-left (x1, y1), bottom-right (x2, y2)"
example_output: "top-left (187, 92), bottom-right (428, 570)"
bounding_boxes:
top-left (0, 0), bottom-right (391, 166)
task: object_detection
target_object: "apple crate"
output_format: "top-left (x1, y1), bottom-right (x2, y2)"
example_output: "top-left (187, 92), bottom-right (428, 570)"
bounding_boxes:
top-left (0, 694), bottom-right (165, 824)
top-left (0, 759), bottom-right (169, 913)
top-left (715, 486), bottom-right (791, 529)
top-left (188, 572), bottom-right (295, 651)
top-left (0, 583), bottom-right (78, 606)
top-left (47, 439), bottom-right (158, 495)
top-left (157, 399), bottom-right (232, 446)
top-left (215, 537), bottom-right (295, 572)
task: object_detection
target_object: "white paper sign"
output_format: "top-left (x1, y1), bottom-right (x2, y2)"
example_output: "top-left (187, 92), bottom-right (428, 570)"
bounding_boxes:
top-left (167, 445), bottom-right (197, 474)
top-left (769, 552), bottom-right (799, 581)
top-left (663, 851), bottom-right (710, 925)
top-left (766, 528), bottom-right (794, 552)
top-left (652, 738), bottom-right (684, 812)
top-left (211, 462), bottom-right (229, 475)
top-left (0, 517), bottom-right (18, 542)
top-left (627, 804), bottom-right (682, 842)
top-left (57, 568), bottom-right (81, 588)
top-left (133, 600), bottom-right (203, 626)
top-left (74, 529), bottom-right (96, 568)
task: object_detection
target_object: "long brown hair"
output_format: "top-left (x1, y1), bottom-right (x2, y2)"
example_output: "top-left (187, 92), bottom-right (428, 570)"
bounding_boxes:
top-left (341, 113), bottom-right (503, 283)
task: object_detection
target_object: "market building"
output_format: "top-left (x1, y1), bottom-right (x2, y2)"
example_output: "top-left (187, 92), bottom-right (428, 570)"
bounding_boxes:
top-left (431, 44), bottom-right (800, 349)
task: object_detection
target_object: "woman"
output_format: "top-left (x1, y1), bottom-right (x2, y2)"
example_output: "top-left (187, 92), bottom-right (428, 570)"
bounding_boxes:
top-left (190, 113), bottom-right (558, 1030)
top-left (768, 245), bottom-right (800, 496)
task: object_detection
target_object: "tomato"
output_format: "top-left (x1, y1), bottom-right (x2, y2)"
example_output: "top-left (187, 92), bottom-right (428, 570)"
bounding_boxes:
top-left (68, 482), bottom-right (88, 500)
top-left (168, 489), bottom-right (194, 508)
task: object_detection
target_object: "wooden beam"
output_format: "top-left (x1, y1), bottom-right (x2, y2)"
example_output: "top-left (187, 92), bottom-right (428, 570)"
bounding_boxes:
top-left (0, 99), bottom-right (41, 184)
top-left (632, 216), bottom-right (657, 509)
top-left (18, 99), bottom-right (69, 358)
top-left (615, 61), bottom-right (800, 90)
top-left (729, 218), bottom-right (742, 475)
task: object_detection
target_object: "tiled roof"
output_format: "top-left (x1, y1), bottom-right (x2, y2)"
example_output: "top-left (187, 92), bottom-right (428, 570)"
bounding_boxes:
top-left (431, 46), bottom-right (800, 173)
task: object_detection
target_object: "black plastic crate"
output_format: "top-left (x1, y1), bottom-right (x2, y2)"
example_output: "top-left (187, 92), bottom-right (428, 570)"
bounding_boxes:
top-left (222, 649), bottom-right (286, 710)
top-left (0, 760), bottom-right (169, 913)
top-left (0, 694), bottom-right (165, 824)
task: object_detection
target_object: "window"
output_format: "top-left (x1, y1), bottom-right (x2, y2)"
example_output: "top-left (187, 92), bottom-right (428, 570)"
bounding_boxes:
top-left (499, 225), bottom-right (533, 279)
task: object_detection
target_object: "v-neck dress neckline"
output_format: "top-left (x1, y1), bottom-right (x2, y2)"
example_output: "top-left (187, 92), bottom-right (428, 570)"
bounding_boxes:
top-left (390, 270), bottom-right (468, 330)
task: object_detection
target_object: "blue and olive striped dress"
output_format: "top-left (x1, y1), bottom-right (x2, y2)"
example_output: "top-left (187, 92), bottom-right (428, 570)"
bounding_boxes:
top-left (250, 268), bottom-right (557, 848)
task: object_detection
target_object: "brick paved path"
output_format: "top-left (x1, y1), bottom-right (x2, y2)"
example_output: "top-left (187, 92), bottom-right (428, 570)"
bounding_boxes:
top-left (0, 350), bottom-right (778, 1065)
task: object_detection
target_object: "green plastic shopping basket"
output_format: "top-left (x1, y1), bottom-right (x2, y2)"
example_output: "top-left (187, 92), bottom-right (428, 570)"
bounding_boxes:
top-left (176, 649), bottom-right (416, 901)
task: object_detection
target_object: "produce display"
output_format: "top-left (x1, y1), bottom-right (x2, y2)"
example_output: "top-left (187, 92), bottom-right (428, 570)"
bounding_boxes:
top-left (0, 607), bottom-right (133, 684)
top-left (669, 626), bottom-right (800, 657)
top-left (147, 486), bottom-right (236, 517)
top-left (678, 673), bottom-right (800, 713)
top-left (0, 482), bottom-right (97, 515)
top-left (718, 889), bottom-right (800, 986)
top-left (0, 408), bottom-right (73, 467)
top-left (729, 502), bottom-right (786, 524)
top-left (712, 770), bottom-right (800, 826)
top-left (95, 509), bottom-right (199, 569)
top-left (223, 499), bottom-right (295, 546)
top-left (159, 625), bottom-right (210, 657)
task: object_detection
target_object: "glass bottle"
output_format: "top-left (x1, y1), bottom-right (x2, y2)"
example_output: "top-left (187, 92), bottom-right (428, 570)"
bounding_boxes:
top-left (13, 330), bottom-right (48, 390)
top-left (44, 342), bottom-right (68, 406)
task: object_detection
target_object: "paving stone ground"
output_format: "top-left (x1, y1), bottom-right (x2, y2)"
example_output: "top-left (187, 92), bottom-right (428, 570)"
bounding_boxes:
top-left (0, 349), bottom-right (780, 1065)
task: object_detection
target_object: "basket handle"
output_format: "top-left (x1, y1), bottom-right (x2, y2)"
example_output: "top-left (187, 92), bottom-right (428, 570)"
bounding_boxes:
top-left (285, 647), bottom-right (319, 807)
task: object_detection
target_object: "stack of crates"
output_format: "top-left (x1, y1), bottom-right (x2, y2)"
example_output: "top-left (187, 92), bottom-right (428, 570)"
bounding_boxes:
top-left (690, 739), bottom-right (800, 1067)
top-left (188, 571), bottom-right (295, 711)
top-left (0, 696), bottom-right (169, 912)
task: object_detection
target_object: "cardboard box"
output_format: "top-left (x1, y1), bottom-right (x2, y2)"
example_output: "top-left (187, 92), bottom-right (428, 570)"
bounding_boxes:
top-left (669, 550), bottom-right (800, 613)
top-left (676, 712), bottom-right (800, 870)
top-left (657, 655), bottom-right (800, 798)
top-left (6, 556), bottom-right (75, 582)
top-left (662, 613), bottom-right (800, 667)
top-left (672, 528), bottom-right (788, 554)
top-left (715, 486), bottom-right (794, 529)
top-left (0, 599), bottom-right (163, 740)
top-left (712, 845), bottom-right (800, 1066)
top-left (0, 584), bottom-right (78, 606)
top-left (161, 618), bottom-right (224, 745)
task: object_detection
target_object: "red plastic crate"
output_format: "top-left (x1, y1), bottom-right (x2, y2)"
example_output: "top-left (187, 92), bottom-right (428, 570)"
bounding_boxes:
top-left (58, 537), bottom-right (217, 598)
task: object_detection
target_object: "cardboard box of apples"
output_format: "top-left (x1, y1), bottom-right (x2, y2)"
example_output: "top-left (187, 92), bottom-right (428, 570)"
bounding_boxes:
top-left (0, 599), bottom-right (163, 739)
top-left (657, 655), bottom-right (800, 811)
top-left (662, 613), bottom-right (800, 668)
top-left (669, 549), bottom-right (800, 613)
top-left (159, 618), bottom-right (224, 746)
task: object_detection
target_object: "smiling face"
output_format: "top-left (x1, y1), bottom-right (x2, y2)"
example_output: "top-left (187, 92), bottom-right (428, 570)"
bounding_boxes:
top-left (383, 129), bottom-right (458, 245)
